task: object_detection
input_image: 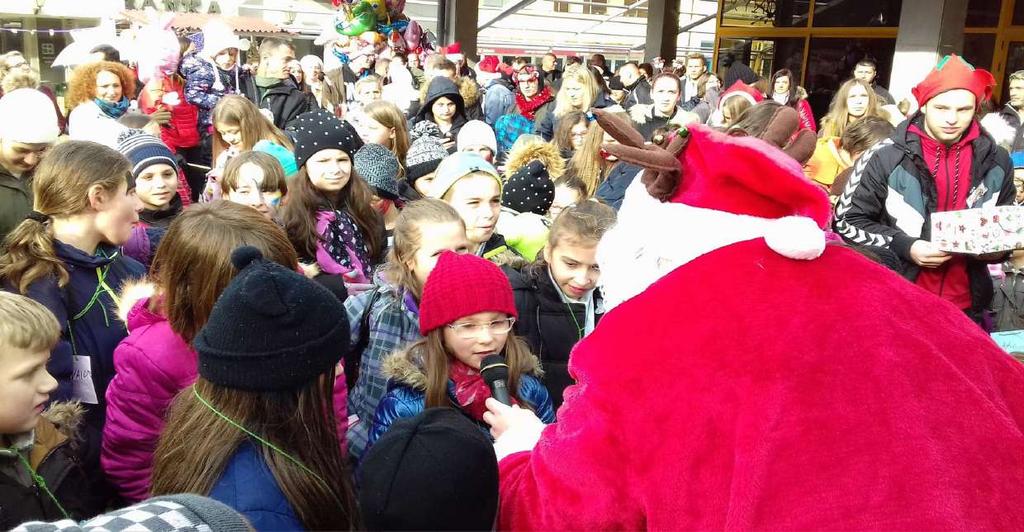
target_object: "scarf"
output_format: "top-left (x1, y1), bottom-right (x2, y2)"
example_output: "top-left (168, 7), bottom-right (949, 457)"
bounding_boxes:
top-left (94, 96), bottom-right (130, 119)
top-left (450, 358), bottom-right (518, 421)
top-left (515, 86), bottom-right (553, 120)
top-left (316, 209), bottom-right (372, 283)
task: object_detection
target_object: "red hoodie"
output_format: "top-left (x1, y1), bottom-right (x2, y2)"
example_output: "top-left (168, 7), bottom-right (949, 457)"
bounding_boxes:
top-left (908, 121), bottom-right (980, 310)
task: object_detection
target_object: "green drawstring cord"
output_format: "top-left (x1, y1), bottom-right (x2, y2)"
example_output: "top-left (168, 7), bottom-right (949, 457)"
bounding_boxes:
top-left (191, 385), bottom-right (345, 508)
top-left (11, 449), bottom-right (70, 520)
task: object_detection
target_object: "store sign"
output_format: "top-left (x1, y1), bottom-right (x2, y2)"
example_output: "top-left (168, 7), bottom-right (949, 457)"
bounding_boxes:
top-left (129, 0), bottom-right (227, 14)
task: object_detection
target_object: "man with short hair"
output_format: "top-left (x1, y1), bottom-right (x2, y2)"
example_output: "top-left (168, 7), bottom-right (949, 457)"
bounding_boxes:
top-left (834, 54), bottom-right (1012, 326)
top-left (617, 62), bottom-right (652, 108)
top-left (541, 52), bottom-right (561, 88)
top-left (0, 89), bottom-right (59, 243)
top-left (995, 70), bottom-right (1024, 152)
top-left (630, 73), bottom-right (695, 140)
top-left (681, 52), bottom-right (707, 102)
top-left (241, 38), bottom-right (313, 129)
top-left (853, 58), bottom-right (896, 105)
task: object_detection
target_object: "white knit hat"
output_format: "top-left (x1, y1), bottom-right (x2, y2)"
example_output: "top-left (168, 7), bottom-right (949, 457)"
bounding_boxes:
top-left (457, 120), bottom-right (498, 154)
top-left (199, 20), bottom-right (242, 60)
top-left (0, 89), bottom-right (59, 144)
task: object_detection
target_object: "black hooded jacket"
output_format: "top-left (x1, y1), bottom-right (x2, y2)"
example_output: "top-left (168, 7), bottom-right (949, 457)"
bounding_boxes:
top-left (415, 77), bottom-right (468, 151)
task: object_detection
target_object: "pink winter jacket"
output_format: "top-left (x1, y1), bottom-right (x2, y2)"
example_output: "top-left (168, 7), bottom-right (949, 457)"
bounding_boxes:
top-left (102, 295), bottom-right (349, 503)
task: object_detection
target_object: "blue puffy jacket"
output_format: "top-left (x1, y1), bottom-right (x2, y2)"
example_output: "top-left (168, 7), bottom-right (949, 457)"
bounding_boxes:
top-left (209, 442), bottom-right (302, 531)
top-left (367, 347), bottom-right (556, 449)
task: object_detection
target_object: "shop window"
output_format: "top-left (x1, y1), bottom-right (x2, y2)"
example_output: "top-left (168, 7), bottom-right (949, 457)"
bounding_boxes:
top-left (720, 0), bottom-right (810, 27)
top-left (717, 37), bottom-right (806, 84)
top-left (1014, 0), bottom-right (1024, 25)
top-left (963, 33), bottom-right (996, 71)
top-left (966, 0), bottom-right (1001, 27)
top-left (811, 0), bottom-right (902, 27)
top-left (804, 37), bottom-right (896, 119)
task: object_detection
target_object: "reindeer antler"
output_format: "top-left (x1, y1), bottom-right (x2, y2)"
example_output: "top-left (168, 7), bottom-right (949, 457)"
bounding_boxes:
top-left (730, 105), bottom-right (817, 165)
top-left (592, 108), bottom-right (688, 202)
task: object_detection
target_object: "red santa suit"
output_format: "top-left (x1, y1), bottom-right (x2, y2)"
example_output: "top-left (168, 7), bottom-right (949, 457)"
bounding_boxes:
top-left (491, 110), bottom-right (1024, 530)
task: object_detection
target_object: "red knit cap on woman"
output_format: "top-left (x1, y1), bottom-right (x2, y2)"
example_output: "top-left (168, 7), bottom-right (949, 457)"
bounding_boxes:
top-left (419, 251), bottom-right (518, 335)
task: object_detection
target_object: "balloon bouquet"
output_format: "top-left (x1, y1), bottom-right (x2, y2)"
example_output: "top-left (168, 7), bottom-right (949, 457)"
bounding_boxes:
top-left (328, 0), bottom-right (438, 67)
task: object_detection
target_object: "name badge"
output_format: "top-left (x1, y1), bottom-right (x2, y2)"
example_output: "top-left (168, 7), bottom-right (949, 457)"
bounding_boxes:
top-left (72, 355), bottom-right (98, 404)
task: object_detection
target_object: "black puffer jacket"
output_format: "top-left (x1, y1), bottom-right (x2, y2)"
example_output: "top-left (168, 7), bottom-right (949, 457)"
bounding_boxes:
top-left (0, 403), bottom-right (110, 529)
top-left (504, 263), bottom-right (604, 408)
top-left (240, 75), bottom-right (314, 130)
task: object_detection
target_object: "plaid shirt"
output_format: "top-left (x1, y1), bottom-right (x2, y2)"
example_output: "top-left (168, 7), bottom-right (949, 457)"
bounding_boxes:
top-left (344, 279), bottom-right (422, 459)
top-left (494, 113), bottom-right (535, 156)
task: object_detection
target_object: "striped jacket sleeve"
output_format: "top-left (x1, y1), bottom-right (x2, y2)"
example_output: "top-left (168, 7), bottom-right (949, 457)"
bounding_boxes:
top-left (833, 139), bottom-right (919, 260)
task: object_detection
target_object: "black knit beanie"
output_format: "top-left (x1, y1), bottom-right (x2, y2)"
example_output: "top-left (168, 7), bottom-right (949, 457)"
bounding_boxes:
top-left (405, 134), bottom-right (448, 184)
top-left (287, 109), bottom-right (364, 170)
top-left (502, 159), bottom-right (555, 215)
top-left (193, 246), bottom-right (350, 392)
top-left (358, 408), bottom-right (498, 531)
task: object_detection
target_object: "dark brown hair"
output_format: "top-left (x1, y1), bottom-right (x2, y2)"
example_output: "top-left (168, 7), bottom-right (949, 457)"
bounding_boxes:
top-left (553, 110), bottom-right (588, 154)
top-left (220, 151), bottom-right (288, 196)
top-left (151, 375), bottom-right (358, 530)
top-left (840, 115), bottom-right (895, 157)
top-left (281, 165), bottom-right (384, 265)
top-left (149, 201), bottom-right (298, 345)
top-left (770, 68), bottom-right (798, 105)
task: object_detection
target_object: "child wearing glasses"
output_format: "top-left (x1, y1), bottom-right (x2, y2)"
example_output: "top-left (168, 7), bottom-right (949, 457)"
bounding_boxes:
top-left (366, 251), bottom-right (554, 449)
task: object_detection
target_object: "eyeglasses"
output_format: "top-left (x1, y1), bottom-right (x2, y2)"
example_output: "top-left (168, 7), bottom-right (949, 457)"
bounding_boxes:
top-left (447, 318), bottom-right (516, 339)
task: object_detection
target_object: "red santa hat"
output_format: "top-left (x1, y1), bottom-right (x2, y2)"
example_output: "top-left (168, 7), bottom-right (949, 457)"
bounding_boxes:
top-left (593, 108), bottom-right (831, 309)
top-left (444, 42), bottom-right (464, 62)
top-left (718, 80), bottom-right (765, 110)
top-left (911, 53), bottom-right (995, 107)
top-left (478, 55), bottom-right (500, 74)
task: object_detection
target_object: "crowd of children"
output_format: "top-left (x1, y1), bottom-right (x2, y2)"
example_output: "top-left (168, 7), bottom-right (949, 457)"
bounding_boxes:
top-left (3, 25), bottom-right (1024, 528)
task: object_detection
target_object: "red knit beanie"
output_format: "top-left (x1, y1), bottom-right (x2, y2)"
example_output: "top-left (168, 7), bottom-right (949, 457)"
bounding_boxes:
top-left (419, 252), bottom-right (518, 335)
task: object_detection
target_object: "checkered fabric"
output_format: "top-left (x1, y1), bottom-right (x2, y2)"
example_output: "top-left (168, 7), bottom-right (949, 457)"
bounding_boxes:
top-left (14, 495), bottom-right (249, 532)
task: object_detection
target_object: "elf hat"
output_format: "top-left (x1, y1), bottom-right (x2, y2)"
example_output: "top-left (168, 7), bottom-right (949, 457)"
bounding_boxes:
top-left (596, 107), bottom-right (830, 262)
top-left (912, 54), bottom-right (995, 107)
top-left (478, 55), bottom-right (500, 74)
top-left (718, 80), bottom-right (765, 110)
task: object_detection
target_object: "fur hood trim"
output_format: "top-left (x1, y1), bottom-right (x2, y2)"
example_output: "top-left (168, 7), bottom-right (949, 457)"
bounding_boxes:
top-left (504, 140), bottom-right (566, 180)
top-left (382, 343), bottom-right (543, 390)
top-left (117, 280), bottom-right (156, 324)
top-left (42, 401), bottom-right (86, 439)
top-left (459, 77), bottom-right (480, 107)
top-left (982, 112), bottom-right (1017, 150)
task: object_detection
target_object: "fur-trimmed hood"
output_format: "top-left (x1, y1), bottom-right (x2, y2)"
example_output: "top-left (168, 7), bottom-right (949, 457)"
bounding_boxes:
top-left (982, 112), bottom-right (1018, 151)
top-left (504, 139), bottom-right (566, 180)
top-left (0, 402), bottom-right (86, 458)
top-left (382, 343), bottom-right (543, 391)
top-left (459, 76), bottom-right (481, 107)
top-left (116, 280), bottom-right (157, 325)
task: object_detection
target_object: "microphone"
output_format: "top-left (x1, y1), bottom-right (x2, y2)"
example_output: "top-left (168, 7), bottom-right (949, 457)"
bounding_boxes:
top-left (480, 354), bottom-right (511, 405)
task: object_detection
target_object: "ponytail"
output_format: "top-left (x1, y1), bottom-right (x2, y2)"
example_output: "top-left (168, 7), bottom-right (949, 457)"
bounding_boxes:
top-left (0, 141), bottom-right (132, 294)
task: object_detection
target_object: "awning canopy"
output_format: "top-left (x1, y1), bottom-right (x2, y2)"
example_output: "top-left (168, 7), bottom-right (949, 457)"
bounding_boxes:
top-left (120, 10), bottom-right (285, 35)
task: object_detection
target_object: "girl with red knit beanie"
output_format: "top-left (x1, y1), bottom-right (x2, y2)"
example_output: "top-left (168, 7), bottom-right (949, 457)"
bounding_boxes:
top-left (366, 251), bottom-right (555, 448)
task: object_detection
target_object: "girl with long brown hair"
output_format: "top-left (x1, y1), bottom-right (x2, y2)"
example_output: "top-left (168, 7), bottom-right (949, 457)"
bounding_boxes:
top-left (204, 95), bottom-right (293, 201)
top-left (102, 201), bottom-right (306, 503)
top-left (344, 199), bottom-right (471, 459)
top-left (353, 100), bottom-right (410, 178)
top-left (281, 110), bottom-right (384, 290)
top-left (151, 246), bottom-right (358, 530)
top-left (367, 251), bottom-right (554, 450)
top-left (819, 78), bottom-right (889, 138)
top-left (0, 140), bottom-right (145, 434)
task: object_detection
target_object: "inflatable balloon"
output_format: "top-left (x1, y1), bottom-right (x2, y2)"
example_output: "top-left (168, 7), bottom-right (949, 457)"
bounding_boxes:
top-left (336, 1), bottom-right (377, 36)
top-left (404, 20), bottom-right (422, 50)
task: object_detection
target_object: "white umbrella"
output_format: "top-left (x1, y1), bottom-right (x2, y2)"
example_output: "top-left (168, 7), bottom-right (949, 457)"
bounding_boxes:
top-left (51, 18), bottom-right (121, 68)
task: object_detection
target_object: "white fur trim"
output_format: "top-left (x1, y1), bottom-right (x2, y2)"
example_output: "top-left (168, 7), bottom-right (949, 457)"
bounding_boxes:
top-left (981, 112), bottom-right (1017, 150)
top-left (597, 177), bottom-right (825, 311)
top-left (763, 216), bottom-right (826, 260)
top-left (719, 90), bottom-right (757, 110)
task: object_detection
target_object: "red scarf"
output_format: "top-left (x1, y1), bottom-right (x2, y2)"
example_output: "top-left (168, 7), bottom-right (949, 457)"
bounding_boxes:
top-left (450, 359), bottom-right (518, 421)
top-left (515, 87), bottom-right (553, 121)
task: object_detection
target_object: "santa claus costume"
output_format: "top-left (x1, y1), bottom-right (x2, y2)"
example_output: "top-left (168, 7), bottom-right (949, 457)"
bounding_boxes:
top-left (486, 108), bottom-right (1024, 530)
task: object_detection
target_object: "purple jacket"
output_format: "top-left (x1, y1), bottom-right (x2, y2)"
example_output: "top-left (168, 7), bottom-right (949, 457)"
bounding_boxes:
top-left (102, 294), bottom-right (351, 502)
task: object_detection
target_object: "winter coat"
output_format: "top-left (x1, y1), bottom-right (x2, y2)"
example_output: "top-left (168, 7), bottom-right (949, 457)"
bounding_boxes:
top-left (482, 78), bottom-right (515, 126)
top-left (0, 164), bottom-right (31, 244)
top-left (415, 77), bottom-right (468, 151)
top-left (7, 243), bottom-right (145, 434)
top-left (596, 162), bottom-right (643, 210)
top-left (480, 232), bottom-right (526, 268)
top-left (622, 78), bottom-right (652, 109)
top-left (121, 195), bottom-right (182, 270)
top-left (0, 403), bottom-right (109, 529)
top-left (459, 77), bottom-right (484, 122)
top-left (239, 76), bottom-right (314, 131)
top-left (208, 442), bottom-right (302, 531)
top-left (495, 209), bottom-right (550, 261)
top-left (67, 101), bottom-right (127, 147)
top-left (994, 103), bottom-right (1024, 153)
top-left (496, 238), bottom-right (1024, 530)
top-left (991, 266), bottom-right (1024, 332)
top-left (138, 76), bottom-right (201, 151)
top-left (502, 138), bottom-right (565, 181)
top-left (872, 83), bottom-right (896, 106)
top-left (103, 286), bottom-right (350, 503)
top-left (505, 263), bottom-right (604, 408)
top-left (344, 277), bottom-right (422, 460)
top-left (182, 55), bottom-right (243, 134)
top-left (368, 347), bottom-right (555, 447)
top-left (804, 136), bottom-right (850, 188)
top-left (833, 114), bottom-right (1014, 314)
